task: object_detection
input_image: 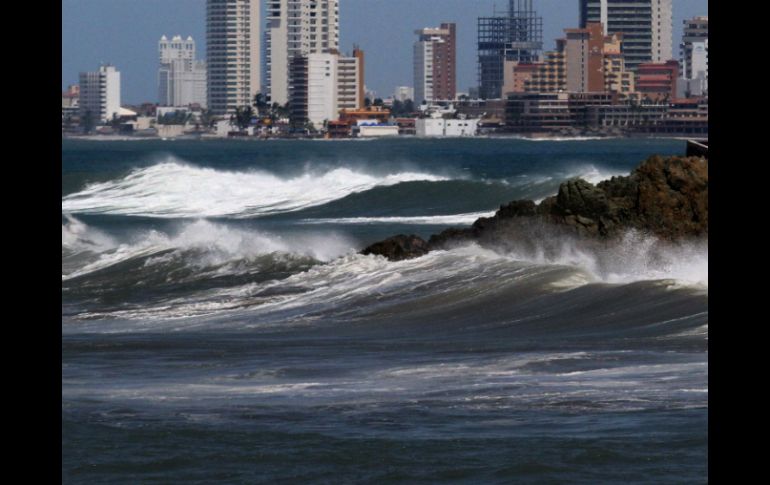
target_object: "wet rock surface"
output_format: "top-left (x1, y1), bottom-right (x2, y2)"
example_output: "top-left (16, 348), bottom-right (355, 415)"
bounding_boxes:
top-left (361, 155), bottom-right (708, 261)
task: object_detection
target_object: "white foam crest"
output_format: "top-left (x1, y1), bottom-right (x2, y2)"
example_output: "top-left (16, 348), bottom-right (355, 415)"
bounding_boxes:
top-left (61, 159), bottom-right (450, 218)
top-left (301, 211), bottom-right (496, 226)
top-left (515, 136), bottom-right (611, 142)
top-left (78, 244), bottom-right (532, 323)
top-left (511, 165), bottom-right (627, 203)
top-left (62, 219), bottom-right (356, 280)
top-left (552, 164), bottom-right (628, 186)
top-left (500, 230), bottom-right (708, 288)
top-left (61, 214), bottom-right (116, 253)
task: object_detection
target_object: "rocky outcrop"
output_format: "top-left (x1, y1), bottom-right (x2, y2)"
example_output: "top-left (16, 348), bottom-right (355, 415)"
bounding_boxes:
top-left (361, 234), bottom-right (431, 261)
top-left (362, 155), bottom-right (708, 261)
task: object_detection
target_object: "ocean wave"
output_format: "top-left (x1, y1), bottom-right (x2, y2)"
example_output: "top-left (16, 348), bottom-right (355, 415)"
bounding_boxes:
top-left (300, 211), bottom-right (497, 226)
top-left (64, 234), bottom-right (707, 331)
top-left (61, 159), bottom-right (451, 218)
top-left (491, 230), bottom-right (708, 288)
top-left (61, 216), bottom-right (355, 281)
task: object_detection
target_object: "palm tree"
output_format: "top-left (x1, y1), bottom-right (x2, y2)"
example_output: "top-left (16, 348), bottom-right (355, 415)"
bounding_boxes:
top-left (230, 106), bottom-right (254, 131)
top-left (253, 93), bottom-right (269, 117)
top-left (199, 109), bottom-right (216, 129)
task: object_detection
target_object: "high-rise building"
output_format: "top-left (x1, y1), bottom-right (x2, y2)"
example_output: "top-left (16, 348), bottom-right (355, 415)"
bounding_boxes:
top-left (518, 23), bottom-right (633, 97)
top-left (337, 49), bottom-right (364, 111)
top-left (414, 23), bottom-right (456, 103)
top-left (353, 46), bottom-right (365, 108)
top-left (289, 50), bottom-right (363, 127)
top-left (478, 0), bottom-right (543, 99)
top-left (602, 32), bottom-right (635, 96)
top-left (579, 0), bottom-right (672, 71)
top-left (79, 65), bottom-right (121, 123)
top-left (266, 0), bottom-right (340, 106)
top-left (564, 23), bottom-right (606, 93)
top-left (680, 16), bottom-right (708, 80)
top-left (158, 35), bottom-right (207, 108)
top-left (524, 41), bottom-right (566, 94)
top-left (206, 0), bottom-right (261, 115)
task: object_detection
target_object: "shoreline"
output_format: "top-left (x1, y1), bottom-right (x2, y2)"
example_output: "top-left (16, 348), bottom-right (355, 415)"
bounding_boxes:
top-left (62, 133), bottom-right (704, 142)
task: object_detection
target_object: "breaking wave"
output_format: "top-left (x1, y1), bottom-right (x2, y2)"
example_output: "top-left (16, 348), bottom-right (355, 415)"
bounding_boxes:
top-left (61, 160), bottom-right (451, 218)
top-left (62, 216), bottom-right (707, 329)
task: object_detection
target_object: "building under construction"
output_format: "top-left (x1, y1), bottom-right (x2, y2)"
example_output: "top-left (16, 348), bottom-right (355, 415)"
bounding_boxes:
top-left (478, 0), bottom-right (543, 99)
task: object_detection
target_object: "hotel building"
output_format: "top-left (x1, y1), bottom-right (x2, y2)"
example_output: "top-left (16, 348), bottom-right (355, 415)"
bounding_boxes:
top-left (206, 0), bottom-right (261, 115)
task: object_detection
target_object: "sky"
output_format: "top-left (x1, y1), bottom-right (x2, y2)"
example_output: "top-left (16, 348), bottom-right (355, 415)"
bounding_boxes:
top-left (62, 0), bottom-right (708, 104)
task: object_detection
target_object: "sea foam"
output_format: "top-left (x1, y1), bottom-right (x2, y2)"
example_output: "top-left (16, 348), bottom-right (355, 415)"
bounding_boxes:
top-left (61, 159), bottom-right (450, 218)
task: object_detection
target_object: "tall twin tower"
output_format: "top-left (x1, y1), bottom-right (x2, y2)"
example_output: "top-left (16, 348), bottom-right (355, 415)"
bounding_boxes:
top-left (206, 0), bottom-right (340, 115)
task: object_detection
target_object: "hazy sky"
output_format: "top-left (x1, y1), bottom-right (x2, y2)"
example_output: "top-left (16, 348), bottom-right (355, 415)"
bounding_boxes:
top-left (62, 0), bottom-right (708, 104)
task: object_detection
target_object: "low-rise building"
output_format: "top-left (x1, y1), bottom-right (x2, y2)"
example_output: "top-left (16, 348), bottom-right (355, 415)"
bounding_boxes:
top-left (636, 61), bottom-right (679, 101)
top-left (416, 118), bottom-right (479, 137)
top-left (339, 106), bottom-right (391, 124)
top-left (456, 99), bottom-right (507, 123)
top-left (395, 118), bottom-right (416, 135)
top-left (355, 121), bottom-right (399, 137)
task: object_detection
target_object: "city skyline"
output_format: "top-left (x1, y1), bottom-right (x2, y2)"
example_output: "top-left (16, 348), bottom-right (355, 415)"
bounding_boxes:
top-left (62, 0), bottom-right (707, 104)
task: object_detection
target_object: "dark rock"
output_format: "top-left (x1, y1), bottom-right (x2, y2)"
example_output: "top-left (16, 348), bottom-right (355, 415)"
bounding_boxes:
top-left (428, 227), bottom-right (475, 250)
top-left (496, 199), bottom-right (537, 218)
top-left (360, 155), bottom-right (708, 260)
top-left (361, 234), bottom-right (430, 261)
top-left (556, 178), bottom-right (610, 217)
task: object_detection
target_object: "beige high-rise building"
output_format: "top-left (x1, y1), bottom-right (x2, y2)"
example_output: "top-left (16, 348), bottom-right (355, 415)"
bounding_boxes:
top-left (206, 0), bottom-right (261, 115)
top-left (524, 41), bottom-right (566, 93)
top-left (603, 33), bottom-right (635, 96)
top-left (579, 0), bottom-right (672, 71)
top-left (267, 0), bottom-right (340, 105)
top-left (523, 23), bottom-right (634, 97)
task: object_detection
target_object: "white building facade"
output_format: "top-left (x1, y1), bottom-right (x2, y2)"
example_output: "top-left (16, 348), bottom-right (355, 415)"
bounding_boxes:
top-left (290, 51), bottom-right (361, 128)
top-left (416, 118), bottom-right (479, 137)
top-left (158, 35), bottom-right (207, 108)
top-left (677, 39), bottom-right (707, 97)
top-left (206, 0), bottom-right (261, 115)
top-left (79, 65), bottom-right (121, 123)
top-left (307, 53), bottom-right (338, 128)
top-left (266, 0), bottom-right (340, 105)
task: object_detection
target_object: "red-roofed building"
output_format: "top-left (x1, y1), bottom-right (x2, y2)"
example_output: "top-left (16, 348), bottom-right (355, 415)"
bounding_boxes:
top-left (636, 61), bottom-right (679, 102)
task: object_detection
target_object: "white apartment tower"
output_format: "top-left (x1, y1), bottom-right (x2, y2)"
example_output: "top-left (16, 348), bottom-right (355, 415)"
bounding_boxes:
top-left (579, 0), bottom-right (672, 71)
top-left (79, 65), bottom-right (121, 123)
top-left (206, 0), bottom-right (261, 115)
top-left (158, 35), bottom-right (207, 108)
top-left (266, 0), bottom-right (340, 105)
top-left (289, 51), bottom-right (362, 127)
top-left (307, 53), bottom-right (338, 127)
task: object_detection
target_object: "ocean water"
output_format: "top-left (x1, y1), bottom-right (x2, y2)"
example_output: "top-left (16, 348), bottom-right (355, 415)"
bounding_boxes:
top-left (62, 138), bottom-right (707, 483)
